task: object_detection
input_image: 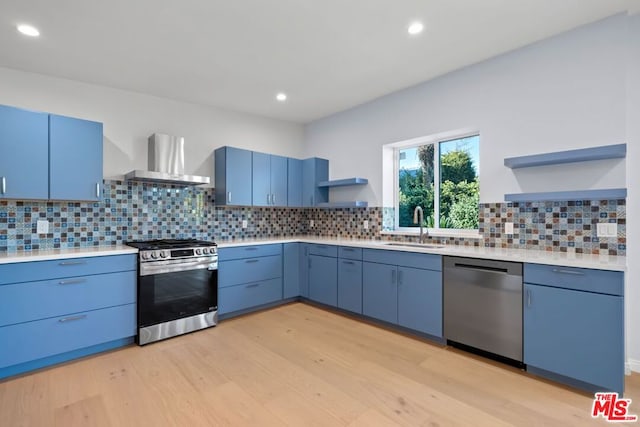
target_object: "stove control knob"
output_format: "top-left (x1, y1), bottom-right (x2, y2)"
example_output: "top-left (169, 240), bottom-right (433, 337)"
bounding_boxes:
top-left (141, 252), bottom-right (150, 260)
top-left (195, 248), bottom-right (202, 255)
top-left (201, 248), bottom-right (209, 255)
top-left (160, 251), bottom-right (168, 258)
top-left (151, 251), bottom-right (159, 259)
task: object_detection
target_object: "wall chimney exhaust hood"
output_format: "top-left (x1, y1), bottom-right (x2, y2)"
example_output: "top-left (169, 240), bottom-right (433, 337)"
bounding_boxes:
top-left (125, 134), bottom-right (210, 186)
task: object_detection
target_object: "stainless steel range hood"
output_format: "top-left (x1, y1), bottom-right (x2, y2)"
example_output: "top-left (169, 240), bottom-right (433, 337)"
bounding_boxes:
top-left (125, 134), bottom-right (210, 186)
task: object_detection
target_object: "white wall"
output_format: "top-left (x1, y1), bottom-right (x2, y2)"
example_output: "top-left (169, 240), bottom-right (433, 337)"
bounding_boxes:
top-left (304, 14), bottom-right (628, 205)
top-left (626, 13), bottom-right (640, 372)
top-left (0, 67), bottom-right (304, 184)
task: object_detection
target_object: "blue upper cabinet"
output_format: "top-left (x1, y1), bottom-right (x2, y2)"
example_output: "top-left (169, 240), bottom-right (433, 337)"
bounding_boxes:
top-left (0, 105), bottom-right (49, 200)
top-left (287, 158), bottom-right (302, 207)
top-left (252, 152), bottom-right (288, 207)
top-left (49, 114), bottom-right (103, 201)
top-left (302, 157), bottom-right (328, 207)
top-left (215, 146), bottom-right (252, 206)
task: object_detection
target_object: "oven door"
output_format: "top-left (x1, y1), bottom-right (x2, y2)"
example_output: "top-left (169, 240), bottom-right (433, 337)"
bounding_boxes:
top-left (138, 257), bottom-right (218, 328)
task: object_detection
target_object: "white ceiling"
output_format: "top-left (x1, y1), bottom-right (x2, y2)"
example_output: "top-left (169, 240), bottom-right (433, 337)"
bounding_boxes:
top-left (0, 1), bottom-right (635, 123)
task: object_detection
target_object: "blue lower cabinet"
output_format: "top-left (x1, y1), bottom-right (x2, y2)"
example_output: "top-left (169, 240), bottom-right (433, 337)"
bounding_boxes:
top-left (218, 255), bottom-right (282, 288)
top-left (299, 244), bottom-right (310, 298)
top-left (283, 243), bottom-right (300, 299)
top-left (219, 278), bottom-right (283, 315)
top-left (308, 254), bottom-right (337, 306)
top-left (524, 283), bottom-right (624, 393)
top-left (362, 262), bottom-right (398, 324)
top-left (337, 259), bottom-right (362, 313)
top-left (397, 267), bottom-right (442, 337)
top-left (0, 303), bottom-right (135, 369)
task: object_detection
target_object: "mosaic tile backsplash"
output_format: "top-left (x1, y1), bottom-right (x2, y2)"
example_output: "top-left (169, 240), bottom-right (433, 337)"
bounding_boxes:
top-left (0, 180), bottom-right (626, 255)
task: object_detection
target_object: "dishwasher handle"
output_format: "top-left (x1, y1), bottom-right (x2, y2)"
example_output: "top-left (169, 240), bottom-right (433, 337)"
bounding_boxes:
top-left (453, 263), bottom-right (509, 274)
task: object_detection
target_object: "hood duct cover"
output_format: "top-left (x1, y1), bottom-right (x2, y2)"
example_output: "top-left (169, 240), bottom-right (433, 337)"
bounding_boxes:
top-left (125, 134), bottom-right (210, 186)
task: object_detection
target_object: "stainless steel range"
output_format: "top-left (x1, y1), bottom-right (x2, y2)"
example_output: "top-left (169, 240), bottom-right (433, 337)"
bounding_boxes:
top-left (126, 239), bottom-right (218, 345)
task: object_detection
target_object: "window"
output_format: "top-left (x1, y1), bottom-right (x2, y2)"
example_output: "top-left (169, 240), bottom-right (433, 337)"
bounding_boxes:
top-left (396, 134), bottom-right (479, 231)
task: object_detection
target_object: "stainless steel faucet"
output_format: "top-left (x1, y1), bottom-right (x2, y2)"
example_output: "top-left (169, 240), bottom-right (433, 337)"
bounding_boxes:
top-left (413, 206), bottom-right (428, 243)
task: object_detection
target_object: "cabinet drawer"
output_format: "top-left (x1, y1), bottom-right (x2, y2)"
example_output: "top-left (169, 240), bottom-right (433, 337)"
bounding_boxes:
top-left (219, 278), bottom-right (282, 314)
top-left (219, 255), bottom-right (282, 288)
top-left (308, 244), bottom-right (337, 257)
top-left (338, 246), bottom-right (362, 260)
top-left (363, 249), bottom-right (441, 271)
top-left (0, 303), bottom-right (136, 369)
top-left (0, 271), bottom-right (136, 327)
top-left (0, 254), bottom-right (137, 285)
top-left (218, 244), bottom-right (282, 261)
top-left (524, 264), bottom-right (623, 296)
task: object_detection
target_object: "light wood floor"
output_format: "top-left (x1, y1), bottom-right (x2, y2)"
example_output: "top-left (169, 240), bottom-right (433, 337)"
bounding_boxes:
top-left (1, 303), bottom-right (638, 426)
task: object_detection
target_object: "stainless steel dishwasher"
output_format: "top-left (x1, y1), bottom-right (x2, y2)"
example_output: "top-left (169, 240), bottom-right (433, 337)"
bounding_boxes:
top-left (443, 256), bottom-right (523, 362)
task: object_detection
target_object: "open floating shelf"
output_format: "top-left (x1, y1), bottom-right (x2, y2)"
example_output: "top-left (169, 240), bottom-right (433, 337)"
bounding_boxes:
top-left (504, 144), bottom-right (626, 169)
top-left (317, 177), bottom-right (368, 187)
top-left (504, 188), bottom-right (627, 202)
top-left (317, 201), bottom-right (368, 208)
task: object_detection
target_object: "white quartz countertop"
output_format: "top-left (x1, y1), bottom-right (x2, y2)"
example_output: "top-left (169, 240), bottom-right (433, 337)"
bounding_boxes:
top-left (0, 246), bottom-right (138, 265)
top-left (217, 236), bottom-right (626, 272)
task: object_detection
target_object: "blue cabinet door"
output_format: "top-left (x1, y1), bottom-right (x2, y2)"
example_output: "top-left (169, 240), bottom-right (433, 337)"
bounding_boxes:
top-left (215, 146), bottom-right (252, 206)
top-left (338, 259), bottom-right (362, 313)
top-left (302, 157), bottom-right (328, 207)
top-left (299, 244), bottom-right (309, 298)
top-left (398, 267), bottom-right (442, 337)
top-left (283, 243), bottom-right (300, 299)
top-left (287, 158), bottom-right (302, 207)
top-left (270, 155), bottom-right (288, 206)
top-left (362, 262), bottom-right (397, 324)
top-left (0, 105), bottom-right (49, 200)
top-left (308, 255), bottom-right (337, 306)
top-left (524, 283), bottom-right (624, 393)
top-left (49, 114), bottom-right (103, 201)
top-left (252, 151), bottom-right (271, 206)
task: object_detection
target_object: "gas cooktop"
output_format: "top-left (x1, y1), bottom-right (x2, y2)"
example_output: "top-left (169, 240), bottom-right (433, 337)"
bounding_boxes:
top-left (125, 239), bottom-right (216, 250)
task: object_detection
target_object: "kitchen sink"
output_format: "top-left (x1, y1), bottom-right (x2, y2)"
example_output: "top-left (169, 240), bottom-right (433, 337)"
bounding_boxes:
top-left (383, 242), bottom-right (445, 249)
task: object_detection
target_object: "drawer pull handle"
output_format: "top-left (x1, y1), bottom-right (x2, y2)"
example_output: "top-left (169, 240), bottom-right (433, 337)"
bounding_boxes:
top-left (244, 247), bottom-right (258, 251)
top-left (59, 260), bottom-right (87, 266)
top-left (245, 259), bottom-right (260, 263)
top-left (342, 260), bottom-right (355, 265)
top-left (58, 278), bottom-right (86, 285)
top-left (342, 248), bottom-right (355, 252)
top-left (58, 314), bottom-right (87, 323)
top-left (246, 283), bottom-right (260, 288)
top-left (551, 268), bottom-right (584, 276)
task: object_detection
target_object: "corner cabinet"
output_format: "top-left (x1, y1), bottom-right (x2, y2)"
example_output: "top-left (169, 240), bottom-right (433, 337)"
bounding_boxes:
top-left (0, 105), bottom-right (103, 201)
top-left (523, 263), bottom-right (624, 393)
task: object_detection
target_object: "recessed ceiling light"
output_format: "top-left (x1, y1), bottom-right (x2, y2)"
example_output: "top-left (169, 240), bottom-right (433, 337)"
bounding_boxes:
top-left (407, 21), bottom-right (424, 35)
top-left (17, 24), bottom-right (40, 37)
top-left (276, 93), bottom-right (287, 102)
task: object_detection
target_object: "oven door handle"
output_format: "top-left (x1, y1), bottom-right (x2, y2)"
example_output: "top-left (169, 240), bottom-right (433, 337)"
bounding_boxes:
top-left (140, 259), bottom-right (218, 276)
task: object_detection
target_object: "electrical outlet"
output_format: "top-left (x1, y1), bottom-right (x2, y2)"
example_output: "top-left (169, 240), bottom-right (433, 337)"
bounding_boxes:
top-left (363, 220), bottom-right (369, 230)
top-left (37, 220), bottom-right (49, 234)
top-left (597, 223), bottom-right (617, 237)
top-left (607, 223), bottom-right (617, 237)
top-left (504, 222), bottom-right (514, 234)
top-left (310, 220), bottom-right (315, 228)
top-left (242, 220), bottom-right (248, 229)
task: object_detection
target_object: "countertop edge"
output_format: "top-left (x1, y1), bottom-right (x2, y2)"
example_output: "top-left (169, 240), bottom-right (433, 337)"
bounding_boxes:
top-left (0, 246), bottom-right (139, 264)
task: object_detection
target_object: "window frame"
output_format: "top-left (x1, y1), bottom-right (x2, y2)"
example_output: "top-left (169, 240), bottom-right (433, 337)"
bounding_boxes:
top-left (394, 131), bottom-right (480, 234)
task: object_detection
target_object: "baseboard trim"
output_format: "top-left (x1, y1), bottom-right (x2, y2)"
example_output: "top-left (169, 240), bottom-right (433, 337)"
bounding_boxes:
top-left (627, 359), bottom-right (640, 374)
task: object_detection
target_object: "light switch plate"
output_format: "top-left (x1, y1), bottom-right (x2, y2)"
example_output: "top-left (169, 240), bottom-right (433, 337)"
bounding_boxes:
top-left (363, 220), bottom-right (369, 230)
top-left (504, 222), bottom-right (514, 234)
top-left (242, 220), bottom-right (248, 229)
top-left (310, 220), bottom-right (315, 228)
top-left (37, 220), bottom-right (49, 234)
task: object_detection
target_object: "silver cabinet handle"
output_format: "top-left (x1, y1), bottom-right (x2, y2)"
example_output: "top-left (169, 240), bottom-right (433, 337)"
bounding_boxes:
top-left (342, 248), bottom-right (355, 252)
top-left (245, 259), bottom-right (259, 264)
top-left (246, 283), bottom-right (260, 289)
top-left (527, 289), bottom-right (532, 307)
top-left (391, 269), bottom-right (396, 285)
top-left (58, 314), bottom-right (87, 323)
top-left (271, 194), bottom-right (275, 205)
top-left (551, 268), bottom-right (584, 276)
top-left (245, 247), bottom-right (258, 251)
top-left (59, 260), bottom-right (87, 266)
top-left (398, 270), bottom-right (403, 285)
top-left (227, 192), bottom-right (231, 203)
top-left (1, 176), bottom-right (5, 194)
top-left (95, 182), bottom-right (100, 198)
top-left (342, 260), bottom-right (355, 265)
top-left (58, 278), bottom-right (86, 285)
top-left (267, 193), bottom-right (270, 205)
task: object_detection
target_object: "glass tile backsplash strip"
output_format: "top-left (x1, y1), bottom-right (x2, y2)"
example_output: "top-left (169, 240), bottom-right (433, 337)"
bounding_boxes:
top-left (0, 180), bottom-right (626, 255)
